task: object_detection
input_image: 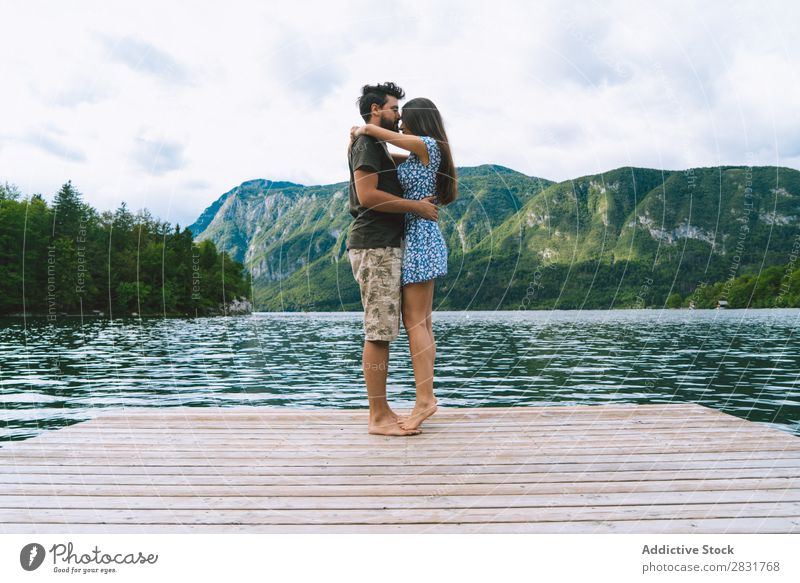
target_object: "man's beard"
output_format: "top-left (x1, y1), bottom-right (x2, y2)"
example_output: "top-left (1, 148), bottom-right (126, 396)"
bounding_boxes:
top-left (379, 116), bottom-right (398, 131)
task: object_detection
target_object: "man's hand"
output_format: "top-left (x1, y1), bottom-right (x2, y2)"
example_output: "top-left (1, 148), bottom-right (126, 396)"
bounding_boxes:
top-left (414, 197), bottom-right (439, 221)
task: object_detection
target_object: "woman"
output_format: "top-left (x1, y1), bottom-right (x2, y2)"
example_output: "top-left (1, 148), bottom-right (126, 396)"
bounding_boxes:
top-left (350, 97), bottom-right (458, 430)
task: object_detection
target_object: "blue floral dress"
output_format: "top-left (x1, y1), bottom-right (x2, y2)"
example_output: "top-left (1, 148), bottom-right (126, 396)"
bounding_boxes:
top-left (397, 136), bottom-right (448, 286)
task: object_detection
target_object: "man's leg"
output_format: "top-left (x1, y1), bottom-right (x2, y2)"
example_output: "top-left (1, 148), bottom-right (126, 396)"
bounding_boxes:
top-left (363, 339), bottom-right (394, 428)
top-left (350, 247), bottom-right (419, 436)
top-left (363, 339), bottom-right (419, 435)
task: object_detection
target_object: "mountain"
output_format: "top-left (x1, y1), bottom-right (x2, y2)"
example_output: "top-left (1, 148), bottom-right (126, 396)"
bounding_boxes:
top-left (188, 165), bottom-right (800, 310)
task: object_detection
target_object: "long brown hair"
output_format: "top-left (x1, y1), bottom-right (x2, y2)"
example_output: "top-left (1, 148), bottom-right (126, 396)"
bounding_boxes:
top-left (401, 98), bottom-right (458, 205)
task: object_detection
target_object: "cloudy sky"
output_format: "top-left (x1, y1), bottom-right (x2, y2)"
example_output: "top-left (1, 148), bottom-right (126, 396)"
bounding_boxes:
top-left (2, 0), bottom-right (799, 228)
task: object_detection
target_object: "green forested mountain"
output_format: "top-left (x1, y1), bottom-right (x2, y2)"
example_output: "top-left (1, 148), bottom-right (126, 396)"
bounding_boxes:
top-left (0, 182), bottom-right (251, 317)
top-left (186, 164), bottom-right (800, 311)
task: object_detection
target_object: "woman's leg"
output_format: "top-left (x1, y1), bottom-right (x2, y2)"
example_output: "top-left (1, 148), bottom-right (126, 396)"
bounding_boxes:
top-left (399, 279), bottom-right (437, 430)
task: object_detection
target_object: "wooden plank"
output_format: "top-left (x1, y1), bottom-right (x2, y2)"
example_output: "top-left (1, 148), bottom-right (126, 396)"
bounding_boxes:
top-left (3, 482), bottom-right (800, 506)
top-left (4, 445), bottom-right (799, 466)
top-left (35, 423), bottom-right (781, 436)
top-left (24, 431), bottom-right (773, 448)
top-left (3, 466), bottom-right (798, 486)
top-left (18, 418), bottom-right (752, 430)
top-left (3, 457), bottom-right (799, 476)
top-left (0, 496), bottom-right (800, 524)
top-left (14, 418), bottom-right (752, 431)
top-left (3, 516), bottom-right (798, 533)
top-left (2, 450), bottom-right (798, 469)
top-left (55, 409), bottom-right (745, 421)
top-left (72, 418), bottom-right (734, 431)
top-left (5, 445), bottom-right (796, 460)
top-left (88, 403), bottom-right (708, 417)
top-left (18, 424), bottom-right (763, 439)
top-left (32, 412), bottom-right (758, 426)
top-left (78, 415), bottom-right (743, 428)
top-left (102, 404), bottom-right (709, 414)
top-left (2, 499), bottom-right (800, 525)
top-left (21, 425), bottom-right (786, 443)
top-left (6, 431), bottom-right (799, 452)
top-left (1, 482), bottom-right (799, 498)
top-left (0, 482), bottom-right (798, 508)
top-left (16, 425), bottom-right (780, 440)
top-left (23, 420), bottom-right (769, 437)
top-left (77, 408), bottom-right (738, 422)
top-left (82, 403), bottom-right (712, 412)
top-left (10, 434), bottom-right (793, 453)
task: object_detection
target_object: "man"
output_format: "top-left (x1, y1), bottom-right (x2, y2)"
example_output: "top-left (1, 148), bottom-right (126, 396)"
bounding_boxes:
top-left (347, 82), bottom-right (439, 436)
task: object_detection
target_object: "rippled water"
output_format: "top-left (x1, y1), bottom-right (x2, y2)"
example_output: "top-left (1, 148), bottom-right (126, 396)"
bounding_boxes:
top-left (1, 309), bottom-right (798, 441)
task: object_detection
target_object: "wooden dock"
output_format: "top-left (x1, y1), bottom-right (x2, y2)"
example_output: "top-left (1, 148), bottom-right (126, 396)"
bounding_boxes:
top-left (1, 403), bottom-right (799, 533)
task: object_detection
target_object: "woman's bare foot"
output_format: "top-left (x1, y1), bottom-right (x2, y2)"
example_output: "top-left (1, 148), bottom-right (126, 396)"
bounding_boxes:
top-left (398, 398), bottom-right (437, 431)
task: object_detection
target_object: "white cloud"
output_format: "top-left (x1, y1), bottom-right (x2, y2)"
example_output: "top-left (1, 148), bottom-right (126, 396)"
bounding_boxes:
top-left (95, 33), bottom-right (193, 85)
top-left (1, 0), bottom-right (799, 229)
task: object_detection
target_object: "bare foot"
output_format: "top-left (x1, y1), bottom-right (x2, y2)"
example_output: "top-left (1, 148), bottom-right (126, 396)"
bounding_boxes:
top-left (390, 407), bottom-right (415, 423)
top-left (368, 415), bottom-right (421, 436)
top-left (399, 398), bottom-right (438, 431)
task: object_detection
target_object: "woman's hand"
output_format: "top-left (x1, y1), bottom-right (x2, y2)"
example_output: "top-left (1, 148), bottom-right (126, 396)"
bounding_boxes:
top-left (350, 125), bottom-right (370, 142)
top-left (348, 125), bottom-right (365, 153)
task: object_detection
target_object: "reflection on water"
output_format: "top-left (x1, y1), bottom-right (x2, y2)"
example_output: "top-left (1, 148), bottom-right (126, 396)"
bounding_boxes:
top-left (1, 309), bottom-right (798, 441)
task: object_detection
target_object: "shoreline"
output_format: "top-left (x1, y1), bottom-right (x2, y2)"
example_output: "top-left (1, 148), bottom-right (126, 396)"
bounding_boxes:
top-left (3, 306), bottom-right (800, 318)
top-left (0, 311), bottom-right (252, 319)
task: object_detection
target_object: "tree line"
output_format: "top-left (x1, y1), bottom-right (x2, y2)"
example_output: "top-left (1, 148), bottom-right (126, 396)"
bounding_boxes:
top-left (0, 181), bottom-right (251, 318)
top-left (666, 263), bottom-right (800, 309)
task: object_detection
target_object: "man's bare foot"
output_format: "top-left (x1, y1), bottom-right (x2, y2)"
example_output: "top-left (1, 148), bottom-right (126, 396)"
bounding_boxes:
top-left (398, 398), bottom-right (437, 431)
top-left (368, 416), bottom-right (421, 436)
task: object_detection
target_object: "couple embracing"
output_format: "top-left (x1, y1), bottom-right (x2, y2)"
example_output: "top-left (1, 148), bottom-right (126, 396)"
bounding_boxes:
top-left (346, 82), bottom-right (457, 436)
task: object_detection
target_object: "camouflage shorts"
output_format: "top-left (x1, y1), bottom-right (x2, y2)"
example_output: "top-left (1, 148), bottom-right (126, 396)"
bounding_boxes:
top-left (348, 246), bottom-right (403, 342)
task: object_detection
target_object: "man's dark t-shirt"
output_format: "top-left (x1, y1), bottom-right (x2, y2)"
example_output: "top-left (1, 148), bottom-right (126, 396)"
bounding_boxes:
top-left (346, 134), bottom-right (405, 250)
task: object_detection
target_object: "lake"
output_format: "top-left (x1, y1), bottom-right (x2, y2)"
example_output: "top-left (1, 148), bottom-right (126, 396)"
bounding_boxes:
top-left (1, 309), bottom-right (798, 441)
